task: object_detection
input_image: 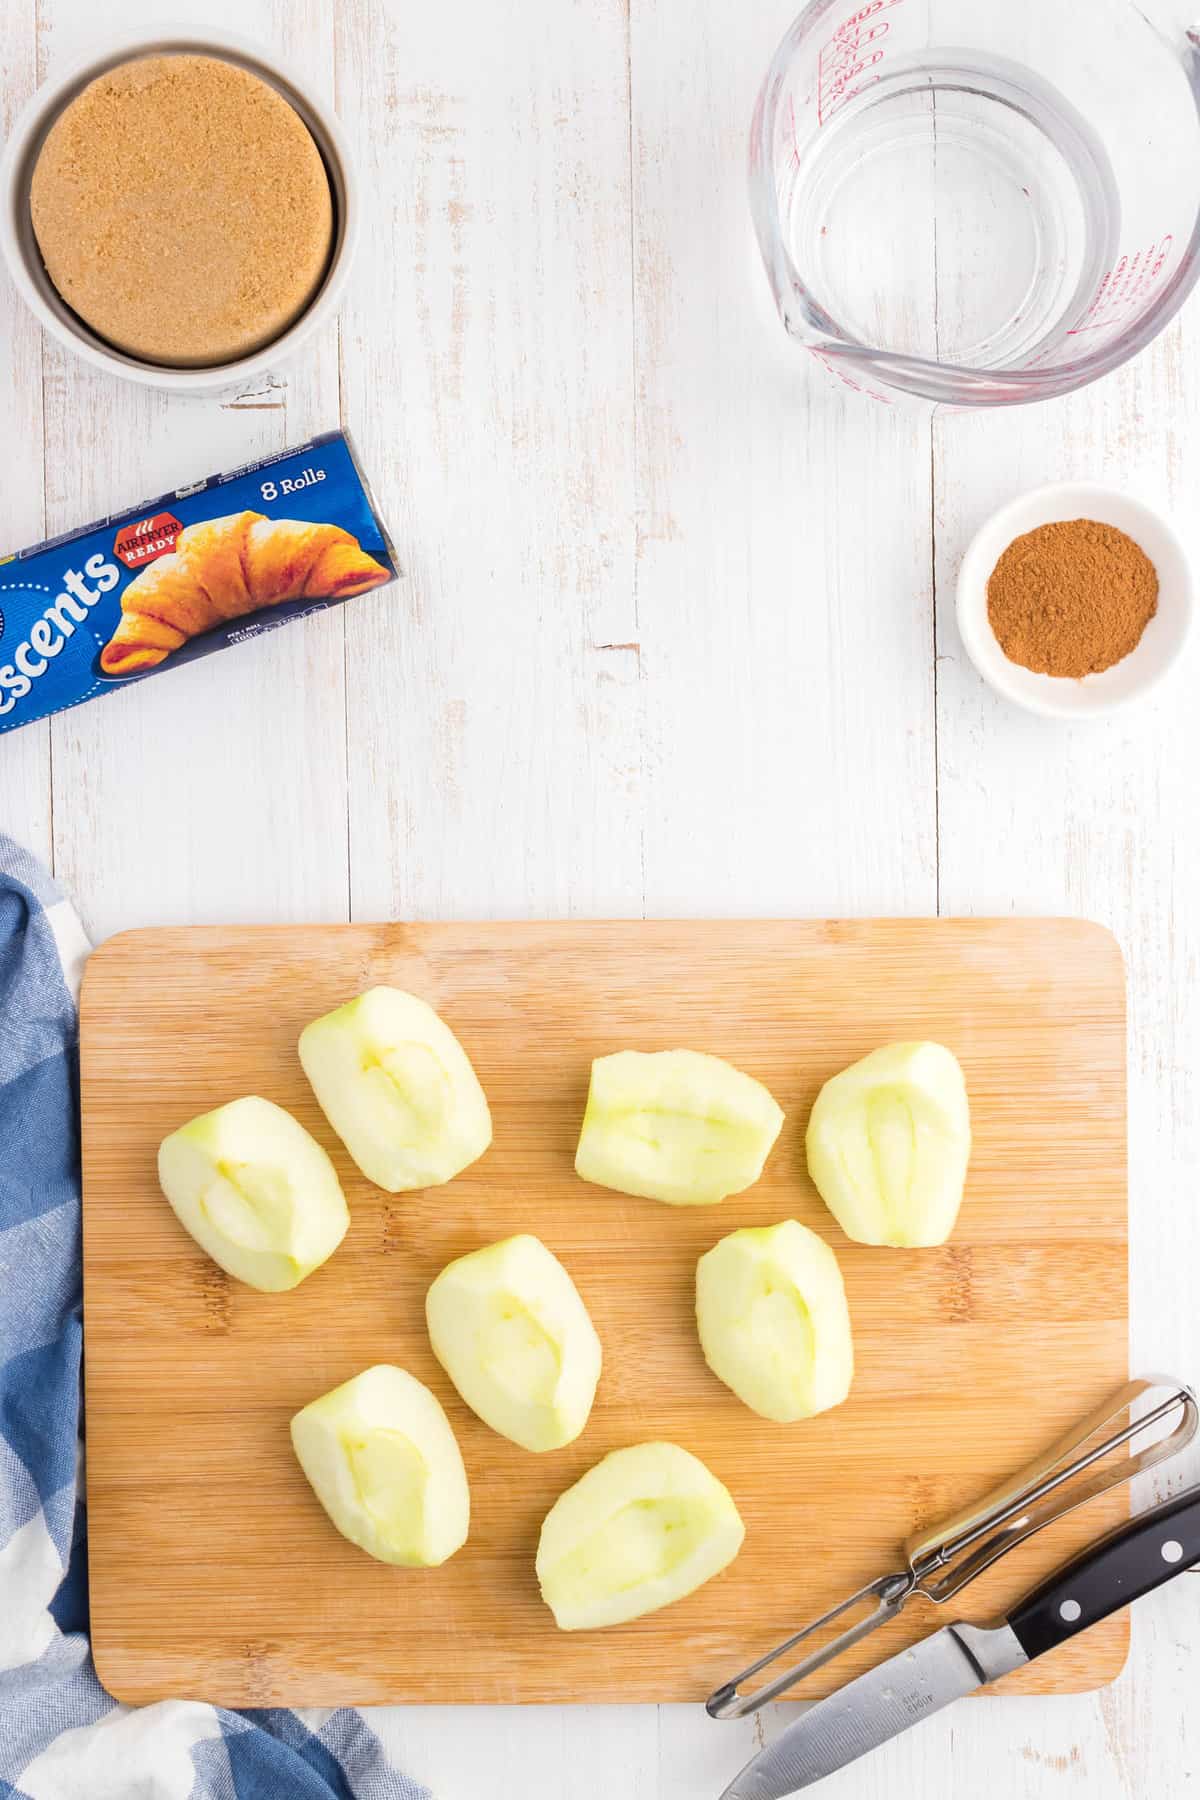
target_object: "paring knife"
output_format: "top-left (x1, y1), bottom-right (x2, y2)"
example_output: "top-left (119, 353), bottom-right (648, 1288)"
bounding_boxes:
top-left (720, 1482), bottom-right (1200, 1800)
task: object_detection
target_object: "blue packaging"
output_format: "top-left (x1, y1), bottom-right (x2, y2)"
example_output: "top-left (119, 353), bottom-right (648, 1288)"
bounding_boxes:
top-left (0, 430), bottom-right (398, 734)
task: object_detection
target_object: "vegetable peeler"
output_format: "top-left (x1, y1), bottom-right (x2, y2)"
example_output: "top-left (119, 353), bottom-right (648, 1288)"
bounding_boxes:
top-left (708, 1374), bottom-right (1197, 1720)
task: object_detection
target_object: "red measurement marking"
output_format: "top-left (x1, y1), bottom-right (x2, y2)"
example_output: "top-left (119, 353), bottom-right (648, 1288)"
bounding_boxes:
top-left (808, 345), bottom-right (894, 404)
top-left (1067, 236), bottom-right (1174, 339)
top-left (817, 0), bottom-right (906, 126)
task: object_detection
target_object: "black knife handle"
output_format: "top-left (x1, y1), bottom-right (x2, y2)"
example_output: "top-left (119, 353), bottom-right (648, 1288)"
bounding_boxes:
top-left (1009, 1483), bottom-right (1200, 1663)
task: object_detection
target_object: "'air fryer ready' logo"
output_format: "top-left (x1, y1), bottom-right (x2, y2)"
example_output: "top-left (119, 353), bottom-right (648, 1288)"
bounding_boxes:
top-left (113, 512), bottom-right (182, 571)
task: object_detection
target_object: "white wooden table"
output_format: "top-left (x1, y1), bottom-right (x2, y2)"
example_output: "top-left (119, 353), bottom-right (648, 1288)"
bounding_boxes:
top-left (3, 0), bottom-right (1198, 1794)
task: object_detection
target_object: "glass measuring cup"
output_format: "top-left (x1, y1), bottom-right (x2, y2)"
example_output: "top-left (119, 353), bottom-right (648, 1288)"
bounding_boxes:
top-left (750, 1), bottom-right (1200, 407)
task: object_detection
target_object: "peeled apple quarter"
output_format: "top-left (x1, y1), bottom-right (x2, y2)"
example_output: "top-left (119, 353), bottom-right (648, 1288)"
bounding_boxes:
top-left (574, 1049), bottom-right (784, 1207)
top-left (426, 1234), bottom-right (602, 1452)
top-left (157, 1095), bottom-right (349, 1292)
top-left (805, 1041), bottom-right (971, 1248)
top-left (298, 986), bottom-right (492, 1192)
top-left (695, 1221), bottom-right (853, 1422)
top-left (290, 1364), bottom-right (469, 1566)
top-left (536, 1442), bottom-right (744, 1630)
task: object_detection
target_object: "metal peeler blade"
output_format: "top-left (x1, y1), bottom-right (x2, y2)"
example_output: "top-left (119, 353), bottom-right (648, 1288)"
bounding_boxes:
top-left (707, 1374), bottom-right (1197, 1719)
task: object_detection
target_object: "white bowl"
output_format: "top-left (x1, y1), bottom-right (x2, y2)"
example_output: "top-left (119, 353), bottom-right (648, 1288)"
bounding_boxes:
top-left (956, 484), bottom-right (1194, 719)
top-left (0, 25), bottom-right (358, 393)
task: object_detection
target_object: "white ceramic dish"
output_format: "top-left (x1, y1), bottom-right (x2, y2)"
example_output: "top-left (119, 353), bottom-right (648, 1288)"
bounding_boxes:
top-left (0, 25), bottom-right (357, 393)
top-left (956, 483), bottom-right (1194, 719)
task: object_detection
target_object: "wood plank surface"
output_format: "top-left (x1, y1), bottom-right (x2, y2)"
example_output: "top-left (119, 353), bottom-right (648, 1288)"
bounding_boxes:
top-left (7, 0), bottom-right (1200, 1789)
top-left (338, 0), bottom-right (643, 927)
top-left (80, 917), bottom-right (1127, 1708)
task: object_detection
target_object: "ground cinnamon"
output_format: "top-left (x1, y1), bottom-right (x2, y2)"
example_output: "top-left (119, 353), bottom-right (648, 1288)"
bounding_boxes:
top-left (986, 519), bottom-right (1158, 678)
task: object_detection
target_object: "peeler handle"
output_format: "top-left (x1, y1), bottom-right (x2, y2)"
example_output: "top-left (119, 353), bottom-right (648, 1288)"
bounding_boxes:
top-left (1009, 1482), bottom-right (1200, 1662)
top-left (907, 1376), bottom-right (1198, 1604)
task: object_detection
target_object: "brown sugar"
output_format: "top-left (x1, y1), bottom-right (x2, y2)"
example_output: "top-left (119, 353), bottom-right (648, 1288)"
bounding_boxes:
top-left (30, 54), bottom-right (333, 368)
top-left (986, 518), bottom-right (1159, 678)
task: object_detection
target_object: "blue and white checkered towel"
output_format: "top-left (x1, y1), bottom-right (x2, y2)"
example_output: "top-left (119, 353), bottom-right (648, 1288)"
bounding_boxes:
top-left (0, 836), bottom-right (430, 1800)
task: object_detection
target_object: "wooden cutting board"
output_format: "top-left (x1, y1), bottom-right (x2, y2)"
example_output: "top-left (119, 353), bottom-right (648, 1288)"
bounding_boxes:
top-left (80, 918), bottom-right (1128, 1708)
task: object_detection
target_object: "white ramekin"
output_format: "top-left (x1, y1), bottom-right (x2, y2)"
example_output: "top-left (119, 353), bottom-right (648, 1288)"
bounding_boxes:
top-left (0, 24), bottom-right (358, 393)
top-left (956, 484), bottom-right (1195, 720)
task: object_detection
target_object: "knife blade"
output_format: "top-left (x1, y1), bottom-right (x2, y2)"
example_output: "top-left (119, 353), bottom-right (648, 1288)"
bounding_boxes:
top-left (721, 1479), bottom-right (1200, 1800)
top-left (719, 1620), bottom-right (1025, 1799)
